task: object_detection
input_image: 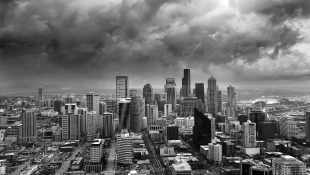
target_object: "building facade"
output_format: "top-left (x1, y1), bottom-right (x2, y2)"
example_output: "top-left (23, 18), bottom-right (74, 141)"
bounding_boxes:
top-left (21, 111), bottom-right (37, 142)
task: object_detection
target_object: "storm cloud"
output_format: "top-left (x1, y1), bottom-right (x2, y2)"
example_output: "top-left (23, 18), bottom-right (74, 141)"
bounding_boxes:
top-left (0, 0), bottom-right (310, 89)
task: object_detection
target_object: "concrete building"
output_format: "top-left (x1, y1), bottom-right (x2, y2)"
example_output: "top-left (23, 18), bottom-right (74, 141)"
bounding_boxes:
top-left (116, 129), bottom-right (133, 164)
top-left (164, 104), bottom-right (173, 117)
top-left (242, 121), bottom-right (256, 148)
top-left (130, 96), bottom-right (145, 133)
top-left (206, 76), bottom-right (218, 116)
top-left (171, 160), bottom-right (192, 175)
top-left (99, 101), bottom-right (107, 115)
top-left (272, 155), bottom-right (305, 175)
top-left (86, 92), bottom-right (100, 114)
top-left (38, 87), bottom-right (44, 100)
top-left (129, 88), bottom-right (141, 97)
top-left (62, 103), bottom-right (78, 115)
top-left (226, 85), bottom-right (237, 118)
top-left (104, 99), bottom-right (117, 113)
top-left (62, 114), bottom-right (81, 141)
top-left (182, 69), bottom-right (191, 96)
top-left (119, 98), bottom-right (131, 132)
top-left (116, 76), bottom-right (129, 115)
top-left (21, 111), bottom-right (37, 142)
top-left (77, 108), bottom-right (87, 133)
top-left (207, 143), bottom-right (222, 164)
top-left (99, 113), bottom-right (114, 138)
top-left (86, 111), bottom-right (99, 141)
top-left (280, 116), bottom-right (304, 139)
top-left (146, 105), bottom-right (158, 126)
top-left (181, 97), bottom-right (197, 117)
top-left (90, 139), bottom-right (104, 163)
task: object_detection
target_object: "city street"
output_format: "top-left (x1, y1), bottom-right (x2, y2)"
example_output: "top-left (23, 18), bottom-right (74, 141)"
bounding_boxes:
top-left (106, 142), bottom-right (117, 171)
top-left (55, 147), bottom-right (82, 175)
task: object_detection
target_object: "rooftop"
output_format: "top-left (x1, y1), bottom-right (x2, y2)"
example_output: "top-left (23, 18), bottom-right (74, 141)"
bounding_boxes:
top-left (172, 161), bottom-right (192, 171)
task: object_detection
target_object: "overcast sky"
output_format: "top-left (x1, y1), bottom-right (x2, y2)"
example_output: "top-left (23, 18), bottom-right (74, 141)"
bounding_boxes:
top-left (1, 0), bottom-right (310, 92)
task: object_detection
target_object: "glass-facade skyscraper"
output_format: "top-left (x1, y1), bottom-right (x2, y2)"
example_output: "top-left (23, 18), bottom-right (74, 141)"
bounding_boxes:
top-left (116, 76), bottom-right (129, 115)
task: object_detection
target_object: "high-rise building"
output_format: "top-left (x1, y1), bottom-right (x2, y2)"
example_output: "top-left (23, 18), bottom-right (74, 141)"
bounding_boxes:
top-left (63, 93), bottom-right (74, 104)
top-left (257, 121), bottom-right (275, 140)
top-left (146, 105), bottom-right (158, 126)
top-left (21, 111), bottom-right (37, 142)
top-left (165, 78), bottom-right (176, 111)
top-left (272, 155), bottom-right (306, 175)
top-left (116, 76), bottom-right (129, 115)
top-left (217, 89), bottom-right (222, 114)
top-left (164, 104), bottom-right (172, 117)
top-left (119, 98), bottom-right (131, 131)
top-left (167, 125), bottom-right (179, 140)
top-left (143, 83), bottom-right (153, 105)
top-left (53, 100), bottom-right (62, 114)
top-left (227, 85), bottom-right (237, 118)
top-left (130, 96), bottom-right (145, 133)
top-left (99, 113), bottom-right (114, 138)
top-left (86, 111), bottom-right (99, 141)
top-left (181, 97), bottom-right (197, 117)
top-left (248, 111), bottom-right (266, 130)
top-left (62, 114), bottom-right (81, 141)
top-left (305, 112), bottom-right (310, 141)
top-left (86, 92), bottom-right (100, 114)
top-left (207, 143), bottom-right (222, 163)
top-left (77, 108), bottom-right (87, 133)
top-left (193, 108), bottom-right (212, 147)
top-left (129, 88), bottom-right (141, 97)
top-left (195, 83), bottom-right (204, 105)
top-left (62, 103), bottom-right (78, 115)
top-left (180, 85), bottom-right (188, 98)
top-left (207, 76), bottom-right (218, 116)
top-left (116, 129), bottom-right (133, 164)
top-left (104, 99), bottom-right (117, 113)
top-left (38, 87), bottom-right (44, 100)
top-left (182, 69), bottom-right (191, 95)
top-left (154, 93), bottom-right (164, 105)
top-left (99, 101), bottom-right (107, 115)
top-left (90, 139), bottom-right (104, 163)
top-left (242, 121), bottom-right (256, 148)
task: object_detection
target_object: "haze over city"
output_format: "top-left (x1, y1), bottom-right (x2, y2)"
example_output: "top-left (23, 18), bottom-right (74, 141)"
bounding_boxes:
top-left (1, 0), bottom-right (310, 95)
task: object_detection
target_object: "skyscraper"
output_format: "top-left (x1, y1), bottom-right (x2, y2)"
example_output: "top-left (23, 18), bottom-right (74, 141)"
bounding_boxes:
top-left (165, 78), bottom-right (176, 111)
top-left (217, 89), bottom-right (222, 114)
top-left (195, 83), bottom-right (205, 104)
top-left (182, 69), bottom-right (191, 95)
top-left (119, 98), bottom-right (131, 131)
top-left (99, 113), bottom-right (114, 138)
top-left (164, 104), bottom-right (172, 117)
top-left (86, 111), bottom-right (99, 141)
top-left (146, 105), bottom-right (158, 126)
top-left (154, 93), bottom-right (164, 105)
top-left (38, 87), bottom-right (44, 100)
top-left (129, 88), bottom-right (141, 97)
top-left (62, 114), bottom-right (81, 141)
top-left (99, 101), bottom-right (107, 115)
top-left (86, 92), bottom-right (100, 114)
top-left (207, 76), bottom-right (218, 116)
top-left (306, 112), bottom-right (310, 141)
top-left (21, 111), bottom-right (37, 142)
top-left (227, 85), bottom-right (237, 118)
top-left (193, 108), bottom-right (212, 147)
top-left (242, 121), bottom-right (256, 148)
top-left (181, 97), bottom-right (197, 117)
top-left (116, 129), bottom-right (133, 164)
top-left (62, 103), bottom-right (78, 115)
top-left (116, 76), bottom-right (129, 114)
top-left (272, 155), bottom-right (306, 175)
top-left (130, 96), bottom-right (145, 133)
top-left (143, 83), bottom-right (154, 105)
top-left (53, 100), bottom-right (62, 114)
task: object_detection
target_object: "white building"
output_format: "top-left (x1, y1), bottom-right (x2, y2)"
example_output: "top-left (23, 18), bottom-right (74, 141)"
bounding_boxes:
top-left (146, 105), bottom-right (158, 126)
top-left (90, 139), bottom-right (104, 163)
top-left (171, 161), bottom-right (192, 175)
top-left (272, 155), bottom-right (306, 175)
top-left (61, 114), bottom-right (81, 141)
top-left (116, 129), bottom-right (133, 164)
top-left (185, 116), bottom-right (194, 128)
top-left (243, 121), bottom-right (256, 148)
top-left (174, 118), bottom-right (186, 128)
top-left (280, 116), bottom-right (304, 139)
top-left (164, 104), bottom-right (172, 117)
top-left (160, 146), bottom-right (175, 156)
top-left (207, 143), bottom-right (222, 163)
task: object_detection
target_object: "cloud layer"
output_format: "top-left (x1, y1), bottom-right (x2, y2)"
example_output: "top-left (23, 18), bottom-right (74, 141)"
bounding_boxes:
top-left (1, 0), bottom-right (310, 89)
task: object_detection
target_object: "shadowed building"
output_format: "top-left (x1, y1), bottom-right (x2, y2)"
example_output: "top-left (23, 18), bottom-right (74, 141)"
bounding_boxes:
top-left (193, 108), bottom-right (212, 147)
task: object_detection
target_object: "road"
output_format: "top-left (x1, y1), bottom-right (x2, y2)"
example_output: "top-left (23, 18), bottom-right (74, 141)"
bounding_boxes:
top-left (143, 133), bottom-right (164, 175)
top-left (55, 147), bottom-right (82, 175)
top-left (106, 142), bottom-right (117, 171)
top-left (9, 160), bottom-right (31, 175)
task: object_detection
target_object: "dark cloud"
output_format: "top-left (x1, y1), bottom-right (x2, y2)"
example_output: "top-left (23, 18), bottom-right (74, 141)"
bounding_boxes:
top-left (0, 0), bottom-right (309, 89)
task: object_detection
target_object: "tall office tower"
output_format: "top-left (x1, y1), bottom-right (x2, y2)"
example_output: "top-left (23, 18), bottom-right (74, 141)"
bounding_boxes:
top-left (146, 105), bottom-right (158, 126)
top-left (143, 83), bottom-right (154, 105)
top-left (154, 93), bottom-right (164, 105)
top-left (272, 155), bottom-right (306, 175)
top-left (248, 111), bottom-right (266, 130)
top-left (180, 85), bottom-right (188, 98)
top-left (116, 129), bottom-right (133, 164)
top-left (77, 108), bottom-right (87, 133)
top-left (306, 112), bottom-right (310, 141)
top-left (62, 103), bottom-right (78, 115)
top-left (181, 97), bottom-right (197, 117)
top-left (99, 101), bottom-right (107, 115)
top-left (193, 108), bottom-right (212, 147)
top-left (165, 78), bottom-right (176, 111)
top-left (129, 88), bottom-right (141, 97)
top-left (195, 83), bottom-right (205, 104)
top-left (104, 99), bottom-right (117, 113)
top-left (182, 69), bottom-right (191, 95)
top-left (86, 92), bottom-right (100, 114)
top-left (38, 87), bottom-right (44, 100)
top-left (21, 111), bottom-right (37, 142)
top-left (208, 143), bottom-right (222, 163)
top-left (99, 113), bottom-right (114, 138)
top-left (217, 89), bottom-right (222, 114)
top-left (86, 111), bottom-right (99, 141)
top-left (119, 98), bottom-right (131, 131)
top-left (207, 75), bottom-right (218, 116)
top-left (90, 139), bottom-right (104, 163)
top-left (116, 76), bottom-right (129, 115)
top-left (130, 96), bottom-right (145, 133)
top-left (242, 121), bottom-right (256, 148)
top-left (226, 85), bottom-right (237, 118)
top-left (257, 121), bottom-right (275, 140)
top-left (61, 114), bottom-right (81, 141)
top-left (164, 104), bottom-right (172, 117)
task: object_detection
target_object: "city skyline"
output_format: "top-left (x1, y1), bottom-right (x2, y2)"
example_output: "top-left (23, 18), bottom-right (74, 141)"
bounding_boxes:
top-left (1, 0), bottom-right (310, 95)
